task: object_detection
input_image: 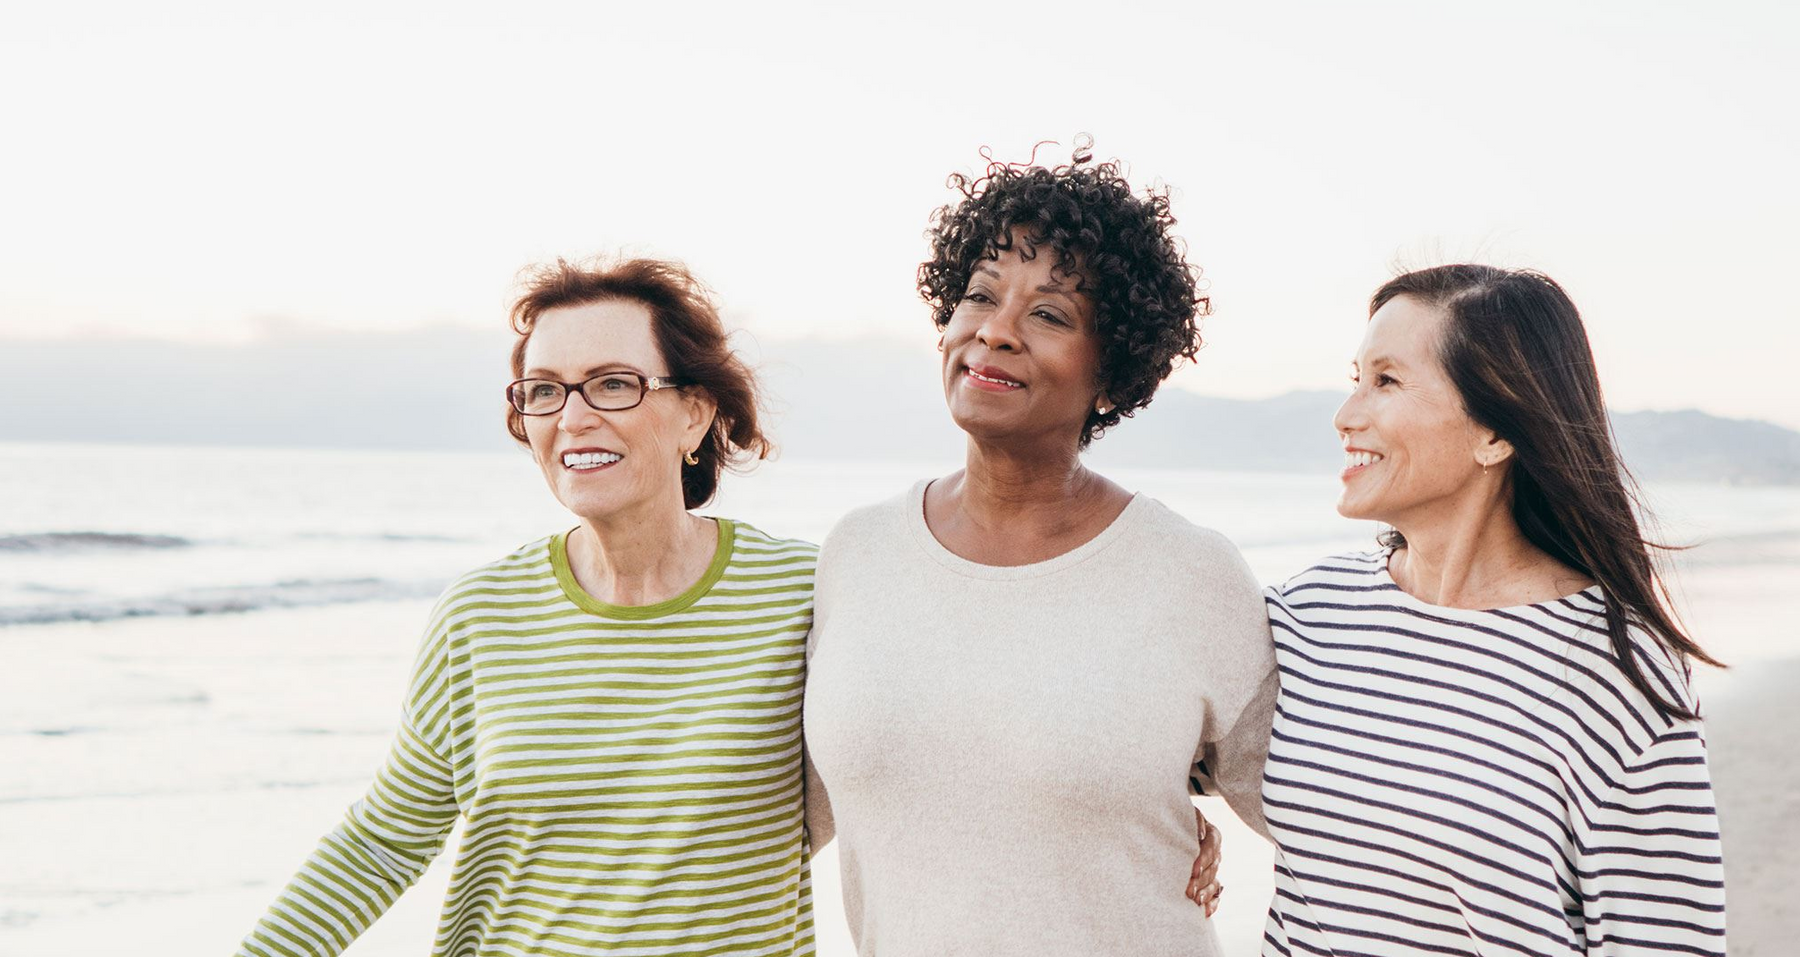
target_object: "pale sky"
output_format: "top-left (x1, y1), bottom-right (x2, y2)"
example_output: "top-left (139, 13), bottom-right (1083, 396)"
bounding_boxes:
top-left (4, 1), bottom-right (1797, 427)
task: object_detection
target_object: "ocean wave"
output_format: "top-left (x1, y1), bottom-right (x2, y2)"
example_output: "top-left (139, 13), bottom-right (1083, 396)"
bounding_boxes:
top-left (0, 577), bottom-right (445, 628)
top-left (293, 531), bottom-right (470, 543)
top-left (0, 532), bottom-right (192, 553)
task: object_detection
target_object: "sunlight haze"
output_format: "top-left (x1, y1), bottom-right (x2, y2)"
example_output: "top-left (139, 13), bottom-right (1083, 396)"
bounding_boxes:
top-left (3, 0), bottom-right (1795, 427)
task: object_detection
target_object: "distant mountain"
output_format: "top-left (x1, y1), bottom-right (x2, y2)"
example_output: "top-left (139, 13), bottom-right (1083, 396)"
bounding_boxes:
top-left (3, 328), bottom-right (1796, 485)
top-left (756, 340), bottom-right (1800, 486)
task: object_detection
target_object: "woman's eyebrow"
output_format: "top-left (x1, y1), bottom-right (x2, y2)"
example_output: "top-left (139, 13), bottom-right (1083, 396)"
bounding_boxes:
top-left (523, 363), bottom-right (645, 379)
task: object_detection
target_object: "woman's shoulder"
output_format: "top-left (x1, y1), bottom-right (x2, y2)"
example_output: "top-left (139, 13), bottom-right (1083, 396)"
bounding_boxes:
top-left (1266, 549), bottom-right (1391, 603)
top-left (1131, 498), bottom-right (1251, 564)
top-left (451, 534), bottom-right (561, 590)
top-left (721, 519), bottom-right (819, 559)
top-left (1274, 550), bottom-right (1382, 593)
top-left (821, 482), bottom-right (924, 548)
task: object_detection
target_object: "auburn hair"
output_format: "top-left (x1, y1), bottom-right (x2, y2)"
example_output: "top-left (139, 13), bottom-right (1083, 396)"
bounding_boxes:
top-left (507, 257), bottom-right (770, 508)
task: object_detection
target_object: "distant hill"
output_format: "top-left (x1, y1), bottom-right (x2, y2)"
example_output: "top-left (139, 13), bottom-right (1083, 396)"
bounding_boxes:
top-left (3, 329), bottom-right (1796, 485)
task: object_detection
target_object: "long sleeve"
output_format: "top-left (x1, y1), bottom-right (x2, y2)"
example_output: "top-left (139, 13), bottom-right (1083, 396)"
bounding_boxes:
top-left (803, 744), bottom-right (835, 851)
top-left (1193, 667), bottom-right (1278, 841)
top-left (1577, 724), bottom-right (1728, 956)
top-left (1189, 561), bottom-right (1279, 841)
top-left (237, 624), bottom-right (460, 957)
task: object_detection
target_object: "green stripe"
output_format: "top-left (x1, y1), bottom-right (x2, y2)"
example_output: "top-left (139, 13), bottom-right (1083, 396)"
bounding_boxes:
top-left (237, 522), bottom-right (819, 957)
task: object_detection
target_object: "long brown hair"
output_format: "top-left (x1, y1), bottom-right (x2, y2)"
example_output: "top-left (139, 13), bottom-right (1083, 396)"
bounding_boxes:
top-left (507, 257), bottom-right (771, 509)
top-left (1372, 264), bottom-right (1721, 722)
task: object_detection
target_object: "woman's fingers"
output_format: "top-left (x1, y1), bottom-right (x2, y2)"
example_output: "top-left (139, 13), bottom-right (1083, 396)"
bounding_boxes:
top-left (1186, 878), bottom-right (1225, 914)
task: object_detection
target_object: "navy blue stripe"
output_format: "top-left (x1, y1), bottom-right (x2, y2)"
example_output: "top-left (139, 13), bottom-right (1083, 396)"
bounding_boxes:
top-left (1585, 934), bottom-right (1723, 957)
top-left (1274, 605), bottom-right (1647, 755)
top-left (1274, 664), bottom-right (1717, 820)
top-left (1270, 888), bottom-right (1503, 957)
top-left (1272, 639), bottom-right (1714, 805)
top-left (1263, 792), bottom-right (1572, 909)
top-left (1267, 722), bottom-right (1576, 840)
top-left (1585, 908), bottom-right (1727, 935)
top-left (1277, 858), bottom-right (1579, 950)
top-left (1580, 865), bottom-right (1725, 889)
top-left (1265, 771), bottom-right (1575, 879)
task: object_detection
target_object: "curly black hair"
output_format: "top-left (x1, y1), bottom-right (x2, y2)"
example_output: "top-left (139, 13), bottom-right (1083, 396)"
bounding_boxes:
top-left (918, 136), bottom-right (1208, 447)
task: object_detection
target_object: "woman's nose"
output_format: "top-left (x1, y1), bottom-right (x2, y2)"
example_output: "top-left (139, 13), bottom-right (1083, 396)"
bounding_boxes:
top-left (558, 390), bottom-right (605, 433)
top-left (976, 303), bottom-right (1024, 352)
top-left (1332, 391), bottom-right (1365, 438)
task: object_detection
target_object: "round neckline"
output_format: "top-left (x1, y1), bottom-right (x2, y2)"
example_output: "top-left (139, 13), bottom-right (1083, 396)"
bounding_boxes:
top-left (903, 478), bottom-right (1148, 580)
top-left (1377, 546), bottom-right (1602, 614)
top-left (550, 517), bottom-right (735, 620)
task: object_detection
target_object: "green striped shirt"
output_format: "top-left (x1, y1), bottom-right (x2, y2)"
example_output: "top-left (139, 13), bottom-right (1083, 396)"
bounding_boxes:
top-left (239, 519), bottom-right (819, 957)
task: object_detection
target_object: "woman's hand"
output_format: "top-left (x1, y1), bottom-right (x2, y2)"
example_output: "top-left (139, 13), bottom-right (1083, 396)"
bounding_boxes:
top-left (1186, 807), bottom-right (1224, 916)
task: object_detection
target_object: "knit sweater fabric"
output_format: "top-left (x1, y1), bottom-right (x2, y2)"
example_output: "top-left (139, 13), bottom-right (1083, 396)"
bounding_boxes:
top-left (802, 481), bottom-right (1278, 956)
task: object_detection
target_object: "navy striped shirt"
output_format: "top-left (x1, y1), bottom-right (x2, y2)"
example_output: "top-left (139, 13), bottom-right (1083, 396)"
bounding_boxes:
top-left (1260, 550), bottom-right (1726, 957)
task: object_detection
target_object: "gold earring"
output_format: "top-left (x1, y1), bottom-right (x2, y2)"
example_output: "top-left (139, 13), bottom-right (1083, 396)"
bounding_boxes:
top-left (1095, 396), bottom-right (1113, 415)
top-left (684, 450), bottom-right (699, 466)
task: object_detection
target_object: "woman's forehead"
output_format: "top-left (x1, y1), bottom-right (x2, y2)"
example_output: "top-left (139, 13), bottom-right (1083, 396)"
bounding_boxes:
top-left (524, 300), bottom-right (662, 372)
top-left (1361, 296), bottom-right (1443, 364)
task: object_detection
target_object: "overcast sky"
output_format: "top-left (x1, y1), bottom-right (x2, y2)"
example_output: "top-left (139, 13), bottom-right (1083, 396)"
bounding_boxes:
top-left (4, 1), bottom-right (1797, 428)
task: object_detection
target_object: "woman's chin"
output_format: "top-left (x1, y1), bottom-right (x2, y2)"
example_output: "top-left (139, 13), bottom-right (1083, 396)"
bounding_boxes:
top-left (1335, 494), bottom-right (1378, 522)
top-left (945, 406), bottom-right (1021, 443)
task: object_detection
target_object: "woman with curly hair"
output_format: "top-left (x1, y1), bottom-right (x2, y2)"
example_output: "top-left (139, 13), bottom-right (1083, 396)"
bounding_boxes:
top-left (802, 141), bottom-right (1276, 955)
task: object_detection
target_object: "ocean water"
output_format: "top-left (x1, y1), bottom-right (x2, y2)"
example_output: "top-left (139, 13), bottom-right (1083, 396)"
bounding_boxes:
top-left (0, 442), bottom-right (1390, 629)
top-left (3, 441), bottom-right (1796, 638)
top-left (3, 442), bottom-right (1797, 956)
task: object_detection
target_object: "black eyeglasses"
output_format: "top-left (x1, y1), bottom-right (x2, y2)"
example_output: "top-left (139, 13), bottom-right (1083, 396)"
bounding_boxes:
top-left (506, 372), bottom-right (688, 415)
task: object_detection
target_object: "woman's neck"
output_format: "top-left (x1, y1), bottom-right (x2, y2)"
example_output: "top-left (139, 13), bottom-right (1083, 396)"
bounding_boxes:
top-left (959, 437), bottom-right (1097, 519)
top-left (924, 436), bottom-right (1131, 565)
top-left (568, 501), bottom-right (717, 607)
top-left (1389, 496), bottom-right (1587, 609)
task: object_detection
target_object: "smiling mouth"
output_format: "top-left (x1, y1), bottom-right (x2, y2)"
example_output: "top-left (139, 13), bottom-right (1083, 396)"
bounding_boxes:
top-left (563, 451), bottom-right (623, 472)
top-left (1342, 450), bottom-right (1384, 476)
top-left (965, 369), bottom-right (1025, 389)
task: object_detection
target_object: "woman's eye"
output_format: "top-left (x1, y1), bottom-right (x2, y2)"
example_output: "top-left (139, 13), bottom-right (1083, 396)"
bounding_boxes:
top-left (1034, 310), bottom-right (1068, 326)
top-left (1376, 374), bottom-right (1397, 387)
top-left (531, 383), bottom-right (561, 399)
top-left (963, 291), bottom-right (992, 304)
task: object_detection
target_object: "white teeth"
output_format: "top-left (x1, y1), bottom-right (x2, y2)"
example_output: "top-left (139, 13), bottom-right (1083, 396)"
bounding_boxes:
top-left (968, 370), bottom-right (1023, 387)
top-left (1345, 451), bottom-right (1384, 470)
top-left (562, 451), bottom-right (623, 468)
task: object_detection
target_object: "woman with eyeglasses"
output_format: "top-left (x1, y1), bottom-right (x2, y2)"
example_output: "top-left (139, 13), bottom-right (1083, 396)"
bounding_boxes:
top-left (237, 258), bottom-right (822, 957)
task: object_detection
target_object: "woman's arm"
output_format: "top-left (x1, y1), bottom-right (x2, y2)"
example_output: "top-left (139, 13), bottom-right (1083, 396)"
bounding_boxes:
top-left (1576, 724), bottom-right (1727, 956)
top-left (236, 625), bottom-right (460, 957)
top-left (803, 739), bottom-right (834, 851)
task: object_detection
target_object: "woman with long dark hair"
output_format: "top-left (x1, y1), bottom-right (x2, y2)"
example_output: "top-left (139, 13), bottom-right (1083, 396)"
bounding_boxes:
top-left (1260, 265), bottom-right (1727, 955)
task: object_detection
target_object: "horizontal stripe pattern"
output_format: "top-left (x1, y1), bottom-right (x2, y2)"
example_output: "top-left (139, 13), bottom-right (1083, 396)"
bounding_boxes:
top-left (239, 520), bottom-right (819, 957)
top-left (1261, 550), bottom-right (1725, 957)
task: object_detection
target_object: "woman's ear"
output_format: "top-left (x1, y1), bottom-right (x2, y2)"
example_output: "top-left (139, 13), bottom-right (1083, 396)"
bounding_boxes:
top-left (682, 387), bottom-right (719, 451)
top-left (1477, 431), bottom-right (1515, 468)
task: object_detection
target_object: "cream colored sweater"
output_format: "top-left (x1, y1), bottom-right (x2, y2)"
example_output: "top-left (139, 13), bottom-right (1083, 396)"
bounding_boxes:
top-left (803, 481), bottom-right (1277, 956)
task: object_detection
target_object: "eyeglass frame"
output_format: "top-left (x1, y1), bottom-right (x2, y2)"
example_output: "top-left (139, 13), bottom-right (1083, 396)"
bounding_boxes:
top-left (505, 371), bottom-right (690, 415)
